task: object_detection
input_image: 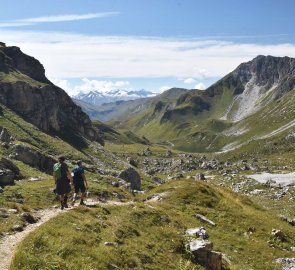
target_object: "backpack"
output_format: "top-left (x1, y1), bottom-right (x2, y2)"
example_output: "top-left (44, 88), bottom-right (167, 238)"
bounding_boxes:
top-left (53, 162), bottom-right (62, 179)
top-left (72, 166), bottom-right (84, 183)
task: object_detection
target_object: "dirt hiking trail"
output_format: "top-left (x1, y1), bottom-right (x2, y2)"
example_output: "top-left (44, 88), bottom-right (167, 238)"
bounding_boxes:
top-left (0, 199), bottom-right (132, 270)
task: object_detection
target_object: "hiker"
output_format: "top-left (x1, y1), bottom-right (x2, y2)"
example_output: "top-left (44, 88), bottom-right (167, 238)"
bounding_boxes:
top-left (53, 156), bottom-right (73, 210)
top-left (71, 160), bottom-right (88, 206)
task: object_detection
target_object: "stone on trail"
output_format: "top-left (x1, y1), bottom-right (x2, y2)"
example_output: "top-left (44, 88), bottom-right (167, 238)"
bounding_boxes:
top-left (21, 212), bottom-right (39, 224)
top-left (196, 173), bottom-right (206, 180)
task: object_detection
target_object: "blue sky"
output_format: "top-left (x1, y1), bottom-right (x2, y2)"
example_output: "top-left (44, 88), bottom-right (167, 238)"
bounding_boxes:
top-left (1, 0), bottom-right (295, 95)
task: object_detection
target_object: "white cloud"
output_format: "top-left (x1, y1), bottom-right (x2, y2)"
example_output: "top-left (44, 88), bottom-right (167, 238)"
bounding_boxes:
top-left (0, 22), bottom-right (34, 28)
top-left (1, 30), bottom-right (295, 80)
top-left (50, 77), bottom-right (73, 93)
top-left (75, 78), bottom-right (130, 94)
top-left (159, 86), bottom-right (172, 93)
top-left (195, 83), bottom-right (206, 90)
top-left (192, 68), bottom-right (211, 79)
top-left (50, 77), bottom-right (130, 96)
top-left (0, 12), bottom-right (119, 28)
top-left (183, 78), bottom-right (196, 84)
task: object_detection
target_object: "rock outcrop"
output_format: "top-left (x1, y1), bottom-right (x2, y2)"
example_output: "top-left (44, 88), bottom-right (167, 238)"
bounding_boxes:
top-left (118, 167), bottom-right (141, 190)
top-left (12, 144), bottom-right (56, 174)
top-left (0, 158), bottom-right (20, 186)
top-left (0, 126), bottom-right (12, 143)
top-left (186, 227), bottom-right (222, 270)
top-left (0, 43), bottom-right (101, 143)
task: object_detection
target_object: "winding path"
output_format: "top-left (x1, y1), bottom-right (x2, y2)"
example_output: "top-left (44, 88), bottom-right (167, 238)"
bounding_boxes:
top-left (0, 199), bottom-right (132, 270)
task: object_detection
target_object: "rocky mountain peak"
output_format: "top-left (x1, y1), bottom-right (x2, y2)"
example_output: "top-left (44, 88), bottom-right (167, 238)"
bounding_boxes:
top-left (233, 55), bottom-right (295, 89)
top-left (1, 45), bottom-right (50, 84)
top-left (0, 43), bottom-right (101, 143)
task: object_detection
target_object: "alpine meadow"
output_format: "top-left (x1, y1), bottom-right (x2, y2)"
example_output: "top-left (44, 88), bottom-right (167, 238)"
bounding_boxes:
top-left (0, 1), bottom-right (295, 270)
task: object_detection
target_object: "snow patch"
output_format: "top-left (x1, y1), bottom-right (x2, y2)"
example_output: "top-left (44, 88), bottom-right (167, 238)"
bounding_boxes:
top-left (248, 172), bottom-right (295, 186)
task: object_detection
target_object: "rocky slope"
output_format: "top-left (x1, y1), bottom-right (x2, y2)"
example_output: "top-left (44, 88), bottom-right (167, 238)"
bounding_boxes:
top-left (0, 42), bottom-right (99, 142)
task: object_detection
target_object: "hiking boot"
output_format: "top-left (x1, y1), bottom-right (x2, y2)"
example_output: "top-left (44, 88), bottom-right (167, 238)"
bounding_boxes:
top-left (64, 196), bottom-right (69, 208)
top-left (80, 200), bottom-right (86, 206)
top-left (71, 200), bottom-right (75, 206)
top-left (60, 203), bottom-right (64, 210)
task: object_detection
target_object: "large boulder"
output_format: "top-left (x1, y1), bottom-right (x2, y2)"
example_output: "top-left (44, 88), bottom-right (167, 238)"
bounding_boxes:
top-left (0, 127), bottom-right (12, 143)
top-left (186, 227), bottom-right (222, 270)
top-left (0, 169), bottom-right (15, 186)
top-left (0, 158), bottom-right (20, 186)
top-left (118, 167), bottom-right (141, 190)
top-left (12, 144), bottom-right (56, 174)
top-left (0, 158), bottom-right (20, 175)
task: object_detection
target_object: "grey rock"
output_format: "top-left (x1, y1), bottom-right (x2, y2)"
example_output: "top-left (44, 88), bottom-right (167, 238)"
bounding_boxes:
top-left (196, 214), bottom-right (216, 226)
top-left (127, 157), bottom-right (138, 167)
top-left (189, 239), bottom-right (213, 253)
top-left (275, 258), bottom-right (295, 270)
top-left (0, 158), bottom-right (20, 186)
top-left (272, 229), bottom-right (287, 242)
top-left (188, 239), bottom-right (221, 270)
top-left (279, 215), bottom-right (295, 226)
top-left (196, 173), bottom-right (205, 181)
top-left (12, 224), bottom-right (24, 232)
top-left (0, 127), bottom-right (11, 143)
top-left (0, 212), bottom-right (9, 218)
top-left (13, 144), bottom-right (56, 174)
top-left (0, 158), bottom-right (20, 175)
top-left (21, 212), bottom-right (39, 224)
top-left (0, 169), bottom-right (15, 186)
top-left (118, 167), bottom-right (141, 190)
top-left (166, 150), bottom-right (172, 157)
top-left (186, 227), bottom-right (209, 240)
top-left (8, 209), bottom-right (18, 213)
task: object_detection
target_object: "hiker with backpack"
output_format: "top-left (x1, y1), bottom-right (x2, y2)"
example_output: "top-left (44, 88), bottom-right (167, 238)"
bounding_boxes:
top-left (53, 156), bottom-right (73, 210)
top-left (71, 160), bottom-right (88, 206)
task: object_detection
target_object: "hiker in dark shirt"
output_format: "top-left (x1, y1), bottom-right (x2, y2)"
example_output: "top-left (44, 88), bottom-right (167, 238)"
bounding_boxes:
top-left (53, 156), bottom-right (73, 210)
top-left (71, 160), bottom-right (88, 206)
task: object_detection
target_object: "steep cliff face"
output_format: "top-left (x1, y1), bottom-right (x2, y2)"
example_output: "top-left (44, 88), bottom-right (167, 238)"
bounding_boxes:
top-left (0, 43), bottom-right (100, 142)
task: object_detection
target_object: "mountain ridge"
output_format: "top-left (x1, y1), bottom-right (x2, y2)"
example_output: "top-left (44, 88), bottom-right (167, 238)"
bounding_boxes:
top-left (0, 42), bottom-right (101, 143)
top-left (73, 88), bottom-right (156, 106)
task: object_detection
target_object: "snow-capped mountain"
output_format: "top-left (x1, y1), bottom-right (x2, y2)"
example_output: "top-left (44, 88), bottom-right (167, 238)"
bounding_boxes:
top-left (72, 89), bottom-right (156, 105)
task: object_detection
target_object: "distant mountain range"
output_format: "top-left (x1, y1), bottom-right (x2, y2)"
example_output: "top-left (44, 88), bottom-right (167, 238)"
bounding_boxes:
top-left (72, 89), bottom-right (156, 105)
top-left (74, 88), bottom-right (190, 122)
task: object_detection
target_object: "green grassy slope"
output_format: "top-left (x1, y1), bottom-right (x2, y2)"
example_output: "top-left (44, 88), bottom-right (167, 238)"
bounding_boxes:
top-left (11, 180), bottom-right (294, 270)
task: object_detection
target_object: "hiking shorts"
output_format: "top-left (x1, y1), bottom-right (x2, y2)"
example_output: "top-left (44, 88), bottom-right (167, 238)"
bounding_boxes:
top-left (74, 182), bottom-right (86, 193)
